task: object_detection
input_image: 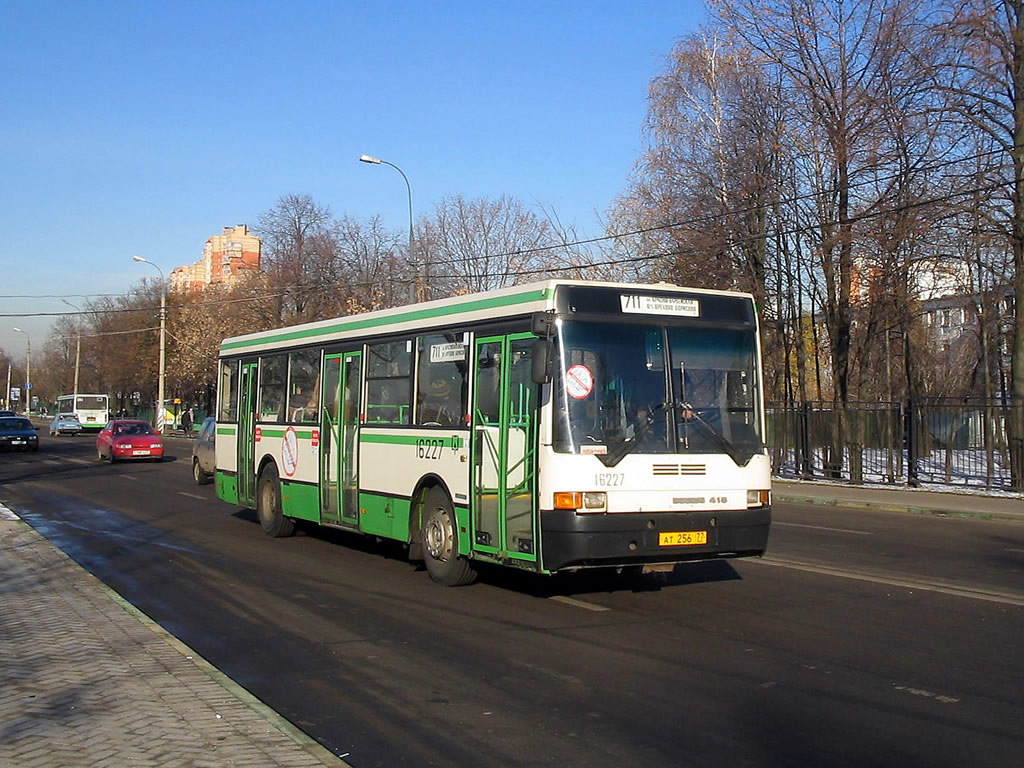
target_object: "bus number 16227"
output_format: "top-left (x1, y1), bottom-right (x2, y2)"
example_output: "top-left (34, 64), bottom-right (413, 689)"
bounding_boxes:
top-left (416, 438), bottom-right (445, 460)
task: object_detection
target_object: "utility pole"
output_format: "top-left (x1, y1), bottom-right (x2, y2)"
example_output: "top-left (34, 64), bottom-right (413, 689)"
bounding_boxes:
top-left (132, 256), bottom-right (167, 432)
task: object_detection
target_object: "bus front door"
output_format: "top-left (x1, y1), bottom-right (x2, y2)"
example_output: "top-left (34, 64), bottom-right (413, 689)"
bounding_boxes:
top-left (238, 361), bottom-right (258, 507)
top-left (321, 352), bottom-right (361, 526)
top-left (471, 335), bottom-right (538, 565)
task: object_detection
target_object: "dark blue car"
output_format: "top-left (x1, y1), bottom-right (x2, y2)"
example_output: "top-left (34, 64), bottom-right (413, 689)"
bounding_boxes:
top-left (0, 416), bottom-right (39, 452)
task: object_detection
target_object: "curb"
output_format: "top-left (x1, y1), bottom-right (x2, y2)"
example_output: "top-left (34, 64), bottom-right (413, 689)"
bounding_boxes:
top-left (773, 491), bottom-right (1024, 523)
top-left (2, 511), bottom-right (353, 768)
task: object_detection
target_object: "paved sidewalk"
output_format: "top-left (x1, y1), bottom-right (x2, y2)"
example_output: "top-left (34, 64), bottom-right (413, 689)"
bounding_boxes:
top-left (0, 510), bottom-right (352, 768)
top-left (774, 478), bottom-right (1024, 522)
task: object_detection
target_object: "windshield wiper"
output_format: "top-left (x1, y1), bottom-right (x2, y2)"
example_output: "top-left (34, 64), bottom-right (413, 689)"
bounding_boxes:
top-left (597, 401), bottom-right (669, 467)
top-left (677, 401), bottom-right (753, 466)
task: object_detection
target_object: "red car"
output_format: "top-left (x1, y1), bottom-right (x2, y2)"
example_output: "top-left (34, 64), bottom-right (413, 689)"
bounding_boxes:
top-left (96, 420), bottom-right (165, 462)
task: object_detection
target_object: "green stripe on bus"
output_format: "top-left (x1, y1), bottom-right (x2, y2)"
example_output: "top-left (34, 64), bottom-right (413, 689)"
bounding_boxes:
top-left (220, 287), bottom-right (552, 352)
top-left (216, 427), bottom-right (236, 436)
top-left (360, 433), bottom-right (464, 449)
top-left (257, 429), bottom-right (315, 439)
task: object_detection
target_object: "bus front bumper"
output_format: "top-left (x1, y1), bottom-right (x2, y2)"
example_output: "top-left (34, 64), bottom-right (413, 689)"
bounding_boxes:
top-left (539, 507), bottom-right (771, 572)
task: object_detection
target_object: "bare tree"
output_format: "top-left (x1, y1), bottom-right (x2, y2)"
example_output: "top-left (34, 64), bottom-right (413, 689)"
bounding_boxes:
top-left (931, 0), bottom-right (1024, 483)
top-left (255, 194), bottom-right (339, 324)
top-left (418, 194), bottom-right (582, 297)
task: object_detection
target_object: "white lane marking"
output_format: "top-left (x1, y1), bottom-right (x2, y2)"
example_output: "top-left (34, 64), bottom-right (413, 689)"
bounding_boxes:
top-left (748, 557), bottom-right (1024, 607)
top-left (774, 522), bottom-right (873, 535)
top-left (0, 503), bottom-right (19, 521)
top-left (549, 596), bottom-right (610, 612)
top-left (893, 685), bottom-right (960, 704)
top-left (178, 492), bottom-right (206, 501)
top-left (510, 658), bottom-right (585, 685)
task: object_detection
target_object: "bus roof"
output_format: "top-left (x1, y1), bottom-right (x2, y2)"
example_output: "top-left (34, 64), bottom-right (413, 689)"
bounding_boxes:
top-left (218, 279), bottom-right (756, 357)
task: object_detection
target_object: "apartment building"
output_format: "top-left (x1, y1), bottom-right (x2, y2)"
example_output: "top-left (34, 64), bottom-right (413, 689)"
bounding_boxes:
top-left (170, 225), bottom-right (261, 293)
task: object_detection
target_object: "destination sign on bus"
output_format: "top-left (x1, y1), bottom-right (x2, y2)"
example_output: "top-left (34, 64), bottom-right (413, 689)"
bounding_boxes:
top-left (430, 342), bottom-right (467, 363)
top-left (620, 294), bottom-right (700, 317)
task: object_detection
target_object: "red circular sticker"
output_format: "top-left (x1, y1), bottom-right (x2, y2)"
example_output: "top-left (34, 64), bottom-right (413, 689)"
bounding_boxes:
top-left (565, 364), bottom-right (595, 400)
top-left (281, 426), bottom-right (299, 477)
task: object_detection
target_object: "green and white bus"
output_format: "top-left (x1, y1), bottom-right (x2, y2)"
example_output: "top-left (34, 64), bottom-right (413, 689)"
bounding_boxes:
top-left (56, 393), bottom-right (109, 431)
top-left (214, 280), bottom-right (771, 585)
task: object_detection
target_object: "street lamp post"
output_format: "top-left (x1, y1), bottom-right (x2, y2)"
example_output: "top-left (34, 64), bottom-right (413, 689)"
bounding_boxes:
top-left (132, 256), bottom-right (167, 432)
top-left (12, 327), bottom-right (31, 414)
top-left (62, 299), bottom-right (82, 397)
top-left (359, 154), bottom-right (420, 300)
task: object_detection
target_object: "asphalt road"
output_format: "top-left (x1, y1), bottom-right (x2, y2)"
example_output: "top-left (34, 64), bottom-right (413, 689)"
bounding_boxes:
top-left (2, 434), bottom-right (1022, 768)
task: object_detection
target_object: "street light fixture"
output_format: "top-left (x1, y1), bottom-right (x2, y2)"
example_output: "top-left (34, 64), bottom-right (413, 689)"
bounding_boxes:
top-left (359, 153), bottom-right (419, 300)
top-left (132, 255), bottom-right (167, 432)
top-left (62, 299), bottom-right (82, 398)
top-left (12, 327), bottom-right (30, 414)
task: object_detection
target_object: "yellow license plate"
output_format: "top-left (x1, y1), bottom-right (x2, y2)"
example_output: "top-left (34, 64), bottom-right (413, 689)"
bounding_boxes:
top-left (659, 531), bottom-right (708, 546)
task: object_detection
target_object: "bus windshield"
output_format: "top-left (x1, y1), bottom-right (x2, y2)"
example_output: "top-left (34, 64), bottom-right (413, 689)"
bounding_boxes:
top-left (553, 320), bottom-right (763, 465)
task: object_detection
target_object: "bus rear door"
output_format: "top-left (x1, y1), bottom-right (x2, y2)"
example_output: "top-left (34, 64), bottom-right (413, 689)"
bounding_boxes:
top-left (238, 361), bottom-right (258, 507)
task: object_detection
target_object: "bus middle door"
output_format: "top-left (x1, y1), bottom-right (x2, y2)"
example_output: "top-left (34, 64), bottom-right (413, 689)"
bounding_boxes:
top-left (321, 352), bottom-right (361, 526)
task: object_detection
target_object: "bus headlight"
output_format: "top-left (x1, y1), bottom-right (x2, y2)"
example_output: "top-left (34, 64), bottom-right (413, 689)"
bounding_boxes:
top-left (747, 490), bottom-right (770, 507)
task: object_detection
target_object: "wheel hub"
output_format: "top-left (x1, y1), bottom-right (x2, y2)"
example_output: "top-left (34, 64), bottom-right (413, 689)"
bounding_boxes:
top-left (425, 512), bottom-right (452, 561)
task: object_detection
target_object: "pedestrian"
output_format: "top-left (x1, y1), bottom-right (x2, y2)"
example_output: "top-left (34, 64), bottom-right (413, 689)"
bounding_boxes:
top-left (181, 407), bottom-right (192, 436)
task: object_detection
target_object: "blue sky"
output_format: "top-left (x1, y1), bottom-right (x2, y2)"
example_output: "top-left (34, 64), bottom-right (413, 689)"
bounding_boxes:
top-left (0, 0), bottom-right (704, 359)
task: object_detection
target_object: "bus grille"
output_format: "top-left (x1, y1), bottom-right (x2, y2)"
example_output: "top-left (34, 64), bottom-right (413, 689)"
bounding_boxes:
top-left (652, 463), bottom-right (706, 476)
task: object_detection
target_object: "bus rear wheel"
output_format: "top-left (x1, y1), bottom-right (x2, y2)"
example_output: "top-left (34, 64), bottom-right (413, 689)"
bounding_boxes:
top-left (257, 464), bottom-right (294, 538)
top-left (421, 487), bottom-right (476, 586)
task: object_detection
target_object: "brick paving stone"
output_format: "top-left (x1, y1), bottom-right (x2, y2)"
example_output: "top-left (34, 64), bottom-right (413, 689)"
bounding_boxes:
top-left (0, 518), bottom-right (352, 768)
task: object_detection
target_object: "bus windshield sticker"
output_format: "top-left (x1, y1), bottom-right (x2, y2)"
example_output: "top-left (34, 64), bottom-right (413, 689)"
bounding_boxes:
top-left (430, 342), bottom-right (467, 363)
top-left (581, 444), bottom-right (607, 455)
top-left (565, 364), bottom-right (594, 400)
top-left (620, 294), bottom-right (700, 317)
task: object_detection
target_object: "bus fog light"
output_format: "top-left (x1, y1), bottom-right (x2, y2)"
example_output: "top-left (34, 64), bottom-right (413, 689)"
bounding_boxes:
top-left (582, 492), bottom-right (606, 510)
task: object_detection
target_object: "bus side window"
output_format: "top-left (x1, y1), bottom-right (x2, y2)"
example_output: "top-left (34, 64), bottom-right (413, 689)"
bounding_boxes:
top-left (287, 348), bottom-right (320, 423)
top-left (258, 354), bottom-right (287, 423)
top-left (417, 334), bottom-right (468, 427)
top-left (366, 340), bottom-right (412, 425)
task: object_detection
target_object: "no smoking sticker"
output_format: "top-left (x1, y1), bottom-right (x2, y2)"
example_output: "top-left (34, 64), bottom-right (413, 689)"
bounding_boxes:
top-left (565, 364), bottom-right (594, 399)
top-left (281, 426), bottom-right (299, 477)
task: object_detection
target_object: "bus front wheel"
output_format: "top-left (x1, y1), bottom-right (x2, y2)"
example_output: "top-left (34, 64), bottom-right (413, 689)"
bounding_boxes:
top-left (421, 487), bottom-right (476, 586)
top-left (257, 464), bottom-right (295, 538)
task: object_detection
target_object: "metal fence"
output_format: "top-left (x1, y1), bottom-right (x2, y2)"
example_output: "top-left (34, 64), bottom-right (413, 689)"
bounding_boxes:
top-left (767, 399), bottom-right (1024, 492)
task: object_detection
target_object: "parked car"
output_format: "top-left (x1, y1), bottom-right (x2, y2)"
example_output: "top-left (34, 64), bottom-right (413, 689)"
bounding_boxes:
top-left (96, 420), bottom-right (165, 462)
top-left (0, 416), bottom-right (39, 452)
top-left (49, 413), bottom-right (82, 436)
top-left (191, 416), bottom-right (216, 484)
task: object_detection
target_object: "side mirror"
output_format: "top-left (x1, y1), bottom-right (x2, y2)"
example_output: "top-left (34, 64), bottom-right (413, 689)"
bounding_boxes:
top-left (532, 339), bottom-right (552, 384)
top-left (531, 311), bottom-right (555, 337)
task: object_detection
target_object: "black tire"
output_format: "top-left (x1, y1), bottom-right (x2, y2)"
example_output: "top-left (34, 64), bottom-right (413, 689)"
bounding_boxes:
top-left (421, 487), bottom-right (476, 586)
top-left (257, 464), bottom-right (294, 538)
top-left (193, 458), bottom-right (210, 485)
